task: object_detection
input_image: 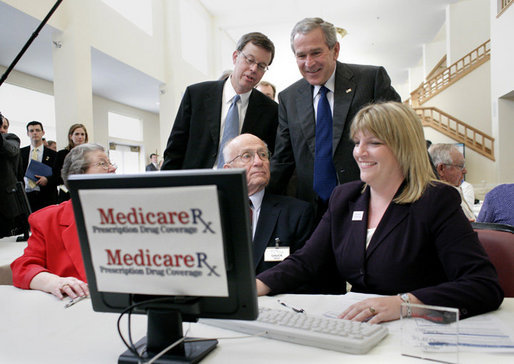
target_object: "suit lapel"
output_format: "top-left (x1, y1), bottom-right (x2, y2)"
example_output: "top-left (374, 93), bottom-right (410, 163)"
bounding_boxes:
top-left (60, 201), bottom-right (86, 279)
top-left (252, 193), bottom-right (279, 268)
top-left (296, 82), bottom-right (316, 156)
top-left (366, 199), bottom-right (410, 258)
top-left (207, 81), bottom-right (225, 146)
top-left (347, 188), bottom-right (369, 261)
top-left (42, 147), bottom-right (52, 166)
top-left (242, 89), bottom-right (260, 131)
top-left (332, 62), bottom-right (356, 155)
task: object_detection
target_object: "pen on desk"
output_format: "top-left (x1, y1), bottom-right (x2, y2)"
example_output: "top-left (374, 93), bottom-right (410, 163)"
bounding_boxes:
top-left (277, 299), bottom-right (305, 313)
top-left (64, 295), bottom-right (88, 309)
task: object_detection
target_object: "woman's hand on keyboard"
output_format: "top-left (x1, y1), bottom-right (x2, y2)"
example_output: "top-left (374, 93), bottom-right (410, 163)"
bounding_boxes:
top-left (338, 296), bottom-right (404, 324)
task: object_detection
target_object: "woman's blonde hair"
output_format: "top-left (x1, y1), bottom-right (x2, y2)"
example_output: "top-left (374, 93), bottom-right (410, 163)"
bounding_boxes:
top-left (350, 102), bottom-right (437, 203)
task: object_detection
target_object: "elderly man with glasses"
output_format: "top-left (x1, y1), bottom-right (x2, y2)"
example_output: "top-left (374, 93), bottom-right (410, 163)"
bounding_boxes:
top-left (223, 134), bottom-right (314, 276)
top-left (429, 143), bottom-right (475, 221)
top-left (162, 32), bottom-right (278, 171)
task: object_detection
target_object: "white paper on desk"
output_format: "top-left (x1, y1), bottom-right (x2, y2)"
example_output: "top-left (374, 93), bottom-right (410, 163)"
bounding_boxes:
top-left (455, 314), bottom-right (514, 352)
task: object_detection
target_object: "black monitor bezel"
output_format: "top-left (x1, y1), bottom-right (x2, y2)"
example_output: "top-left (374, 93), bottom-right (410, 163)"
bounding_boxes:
top-left (68, 169), bottom-right (258, 322)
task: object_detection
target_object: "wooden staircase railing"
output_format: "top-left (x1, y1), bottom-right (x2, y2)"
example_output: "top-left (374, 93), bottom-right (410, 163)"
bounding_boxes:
top-left (415, 107), bottom-right (495, 161)
top-left (410, 39), bottom-right (491, 106)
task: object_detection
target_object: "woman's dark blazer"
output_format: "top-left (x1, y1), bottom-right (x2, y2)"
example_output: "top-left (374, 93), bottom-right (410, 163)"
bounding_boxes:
top-left (258, 181), bottom-right (504, 318)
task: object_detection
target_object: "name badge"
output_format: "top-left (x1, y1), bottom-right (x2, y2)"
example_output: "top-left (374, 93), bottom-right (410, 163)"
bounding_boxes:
top-left (352, 211), bottom-right (364, 221)
top-left (264, 247), bottom-right (290, 262)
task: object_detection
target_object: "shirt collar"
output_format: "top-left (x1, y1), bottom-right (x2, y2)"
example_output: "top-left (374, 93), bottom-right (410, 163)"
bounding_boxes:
top-left (249, 188), bottom-right (265, 210)
top-left (312, 68), bottom-right (336, 99)
top-left (223, 77), bottom-right (252, 105)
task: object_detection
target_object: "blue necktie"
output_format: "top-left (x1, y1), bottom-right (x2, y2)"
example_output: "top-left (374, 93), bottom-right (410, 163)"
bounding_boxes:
top-left (313, 86), bottom-right (337, 202)
top-left (217, 94), bottom-right (240, 168)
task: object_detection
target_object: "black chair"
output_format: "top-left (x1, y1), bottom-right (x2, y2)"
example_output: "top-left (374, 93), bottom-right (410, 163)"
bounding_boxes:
top-left (471, 222), bottom-right (514, 234)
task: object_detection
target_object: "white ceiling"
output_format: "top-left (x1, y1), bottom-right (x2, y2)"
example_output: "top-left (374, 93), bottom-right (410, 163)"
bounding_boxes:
top-left (0, 0), bottom-right (458, 114)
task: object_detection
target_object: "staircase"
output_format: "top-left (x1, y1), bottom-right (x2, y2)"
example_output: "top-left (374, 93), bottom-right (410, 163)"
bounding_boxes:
top-left (415, 107), bottom-right (495, 161)
top-left (410, 40), bottom-right (490, 106)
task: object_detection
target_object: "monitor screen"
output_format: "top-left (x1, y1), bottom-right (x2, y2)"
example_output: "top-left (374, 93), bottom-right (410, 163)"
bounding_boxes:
top-left (68, 169), bottom-right (258, 363)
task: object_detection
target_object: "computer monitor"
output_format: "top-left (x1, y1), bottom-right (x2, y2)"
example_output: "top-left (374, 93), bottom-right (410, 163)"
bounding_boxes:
top-left (67, 169), bottom-right (258, 363)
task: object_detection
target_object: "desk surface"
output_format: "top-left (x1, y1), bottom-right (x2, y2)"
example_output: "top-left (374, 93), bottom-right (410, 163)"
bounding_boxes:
top-left (1, 287), bottom-right (513, 363)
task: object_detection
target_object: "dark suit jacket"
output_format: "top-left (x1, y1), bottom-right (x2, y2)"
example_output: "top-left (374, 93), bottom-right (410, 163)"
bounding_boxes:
top-left (161, 80), bottom-right (278, 170)
top-left (21, 145), bottom-right (58, 207)
top-left (11, 200), bottom-right (86, 289)
top-left (0, 133), bottom-right (22, 222)
top-left (53, 148), bottom-right (70, 186)
top-left (258, 181), bottom-right (504, 319)
top-left (146, 163), bottom-right (158, 171)
top-left (253, 192), bottom-right (314, 274)
top-left (269, 62), bottom-right (401, 208)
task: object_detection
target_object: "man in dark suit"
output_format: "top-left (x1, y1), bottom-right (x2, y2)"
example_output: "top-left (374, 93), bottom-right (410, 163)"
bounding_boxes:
top-left (145, 153), bottom-right (159, 171)
top-left (223, 134), bottom-right (314, 274)
top-left (269, 18), bottom-right (400, 218)
top-left (161, 32), bottom-right (278, 171)
top-left (20, 121), bottom-right (57, 213)
top-left (0, 114), bottom-right (23, 237)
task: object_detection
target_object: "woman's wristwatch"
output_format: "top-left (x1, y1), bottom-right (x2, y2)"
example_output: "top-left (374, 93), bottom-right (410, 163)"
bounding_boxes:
top-left (399, 293), bottom-right (412, 317)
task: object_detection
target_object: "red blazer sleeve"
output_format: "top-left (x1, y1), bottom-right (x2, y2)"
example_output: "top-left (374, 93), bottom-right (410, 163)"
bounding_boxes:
top-left (11, 201), bottom-right (86, 289)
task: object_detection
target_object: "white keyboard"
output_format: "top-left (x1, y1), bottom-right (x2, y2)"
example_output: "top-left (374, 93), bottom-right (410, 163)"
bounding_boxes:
top-left (201, 306), bottom-right (388, 354)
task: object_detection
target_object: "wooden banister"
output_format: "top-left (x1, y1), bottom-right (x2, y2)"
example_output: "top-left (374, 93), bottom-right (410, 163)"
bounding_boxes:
top-left (410, 40), bottom-right (491, 106)
top-left (415, 106), bottom-right (495, 161)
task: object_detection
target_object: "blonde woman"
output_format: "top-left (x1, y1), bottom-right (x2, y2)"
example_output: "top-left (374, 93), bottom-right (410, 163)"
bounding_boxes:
top-left (257, 102), bottom-right (503, 323)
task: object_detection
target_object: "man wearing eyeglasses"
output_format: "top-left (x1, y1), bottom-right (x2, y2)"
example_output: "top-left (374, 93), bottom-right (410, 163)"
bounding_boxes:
top-left (223, 134), bottom-right (314, 275)
top-left (429, 143), bottom-right (476, 221)
top-left (161, 32), bottom-right (278, 171)
top-left (269, 18), bottom-right (400, 221)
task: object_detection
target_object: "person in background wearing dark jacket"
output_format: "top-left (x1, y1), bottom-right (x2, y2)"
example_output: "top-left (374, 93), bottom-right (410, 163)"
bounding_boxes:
top-left (257, 102), bottom-right (503, 323)
top-left (53, 123), bottom-right (88, 202)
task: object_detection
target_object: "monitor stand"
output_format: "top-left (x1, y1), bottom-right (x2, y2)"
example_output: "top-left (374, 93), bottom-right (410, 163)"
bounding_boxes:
top-left (119, 309), bottom-right (218, 364)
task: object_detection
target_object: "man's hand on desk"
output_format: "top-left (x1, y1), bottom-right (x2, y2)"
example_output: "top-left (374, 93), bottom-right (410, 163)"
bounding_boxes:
top-left (339, 293), bottom-right (422, 324)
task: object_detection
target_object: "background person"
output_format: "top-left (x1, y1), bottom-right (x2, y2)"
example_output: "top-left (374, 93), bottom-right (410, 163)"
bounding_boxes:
top-left (18, 121), bottom-right (58, 241)
top-left (257, 102), bottom-right (503, 323)
top-left (145, 153), bottom-right (160, 171)
top-left (161, 32), bottom-right (278, 171)
top-left (53, 123), bottom-right (89, 203)
top-left (477, 183), bottom-right (514, 226)
top-left (11, 143), bottom-right (116, 300)
top-left (0, 114), bottom-right (23, 238)
top-left (256, 80), bottom-right (276, 100)
top-left (428, 143), bottom-right (475, 221)
top-left (223, 134), bottom-right (314, 274)
top-left (269, 17), bottom-right (400, 221)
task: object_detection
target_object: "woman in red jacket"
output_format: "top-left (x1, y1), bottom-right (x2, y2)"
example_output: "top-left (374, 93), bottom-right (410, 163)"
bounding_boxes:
top-left (11, 143), bottom-right (116, 299)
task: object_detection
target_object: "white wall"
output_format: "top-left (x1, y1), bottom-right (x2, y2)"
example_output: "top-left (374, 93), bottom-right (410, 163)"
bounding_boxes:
top-left (447, 0), bottom-right (490, 64)
top-left (490, 0), bottom-right (514, 183)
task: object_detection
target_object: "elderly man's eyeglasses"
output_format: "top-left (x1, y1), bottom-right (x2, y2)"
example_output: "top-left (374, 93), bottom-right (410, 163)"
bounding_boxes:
top-left (228, 150), bottom-right (271, 164)
top-left (239, 51), bottom-right (269, 72)
top-left (93, 160), bottom-right (117, 170)
top-left (444, 163), bottom-right (465, 170)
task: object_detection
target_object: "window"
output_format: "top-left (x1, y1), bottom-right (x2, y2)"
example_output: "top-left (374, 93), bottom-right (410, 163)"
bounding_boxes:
top-left (0, 83), bottom-right (56, 147)
top-left (108, 112), bottom-right (143, 141)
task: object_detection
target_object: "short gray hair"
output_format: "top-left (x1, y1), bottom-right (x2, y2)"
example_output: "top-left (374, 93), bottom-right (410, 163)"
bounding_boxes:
top-left (290, 17), bottom-right (338, 53)
top-left (428, 143), bottom-right (457, 167)
top-left (222, 134), bottom-right (269, 164)
top-left (61, 143), bottom-right (105, 188)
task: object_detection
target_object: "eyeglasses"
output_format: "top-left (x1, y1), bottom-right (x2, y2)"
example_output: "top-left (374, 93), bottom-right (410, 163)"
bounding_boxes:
top-left (227, 150), bottom-right (271, 164)
top-left (239, 51), bottom-right (269, 72)
top-left (444, 163), bottom-right (465, 170)
top-left (93, 160), bottom-right (117, 170)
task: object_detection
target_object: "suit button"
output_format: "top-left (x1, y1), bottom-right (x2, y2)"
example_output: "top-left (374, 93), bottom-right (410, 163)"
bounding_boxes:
top-left (359, 269), bottom-right (365, 275)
